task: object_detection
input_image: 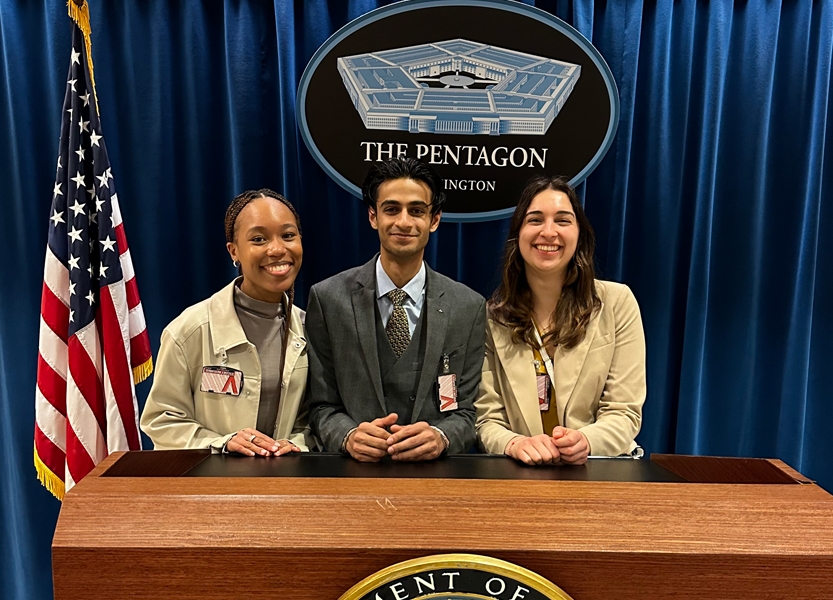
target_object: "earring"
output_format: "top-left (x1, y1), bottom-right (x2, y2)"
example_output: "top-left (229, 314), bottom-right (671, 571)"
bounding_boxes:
top-left (232, 260), bottom-right (239, 268)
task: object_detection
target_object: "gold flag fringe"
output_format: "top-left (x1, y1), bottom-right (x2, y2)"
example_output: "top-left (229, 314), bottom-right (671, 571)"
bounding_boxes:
top-left (34, 446), bottom-right (65, 501)
top-left (67, 0), bottom-right (99, 111)
top-left (133, 356), bottom-right (154, 385)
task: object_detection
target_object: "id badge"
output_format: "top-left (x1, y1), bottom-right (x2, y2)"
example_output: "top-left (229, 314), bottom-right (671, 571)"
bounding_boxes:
top-left (438, 373), bottom-right (458, 412)
top-left (200, 366), bottom-right (243, 396)
top-left (536, 374), bottom-right (550, 411)
top-left (438, 353), bottom-right (458, 412)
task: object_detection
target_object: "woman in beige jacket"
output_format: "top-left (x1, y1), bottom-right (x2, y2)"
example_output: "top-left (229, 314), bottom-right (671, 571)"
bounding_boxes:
top-left (475, 177), bottom-right (646, 465)
top-left (140, 189), bottom-right (312, 456)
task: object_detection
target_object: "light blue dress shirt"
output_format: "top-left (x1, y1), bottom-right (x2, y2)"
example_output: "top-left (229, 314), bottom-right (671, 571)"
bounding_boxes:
top-left (375, 257), bottom-right (426, 338)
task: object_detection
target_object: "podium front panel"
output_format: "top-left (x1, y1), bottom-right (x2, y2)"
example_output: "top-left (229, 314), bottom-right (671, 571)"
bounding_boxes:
top-left (53, 452), bottom-right (833, 600)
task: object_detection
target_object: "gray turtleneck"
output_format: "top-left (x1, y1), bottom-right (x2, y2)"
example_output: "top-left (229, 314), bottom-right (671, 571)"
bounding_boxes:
top-left (233, 285), bottom-right (285, 436)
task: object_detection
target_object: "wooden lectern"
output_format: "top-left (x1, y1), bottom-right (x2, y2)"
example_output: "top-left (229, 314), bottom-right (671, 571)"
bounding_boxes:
top-left (52, 453), bottom-right (833, 599)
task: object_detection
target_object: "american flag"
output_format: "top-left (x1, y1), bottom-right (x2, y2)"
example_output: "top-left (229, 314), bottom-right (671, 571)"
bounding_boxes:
top-left (34, 3), bottom-right (153, 500)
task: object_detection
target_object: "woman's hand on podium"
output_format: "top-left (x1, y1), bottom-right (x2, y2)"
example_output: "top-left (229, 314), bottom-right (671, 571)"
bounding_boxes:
top-left (505, 434), bottom-right (561, 465)
top-left (226, 428), bottom-right (299, 457)
top-left (551, 426), bottom-right (589, 465)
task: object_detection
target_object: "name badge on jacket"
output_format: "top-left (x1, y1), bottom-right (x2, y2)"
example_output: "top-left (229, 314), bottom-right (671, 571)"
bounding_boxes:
top-left (438, 353), bottom-right (458, 412)
top-left (200, 366), bottom-right (243, 396)
top-left (536, 374), bottom-right (550, 411)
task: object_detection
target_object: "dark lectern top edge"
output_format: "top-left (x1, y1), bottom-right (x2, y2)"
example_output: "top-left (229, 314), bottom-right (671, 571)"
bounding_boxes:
top-left (102, 449), bottom-right (211, 478)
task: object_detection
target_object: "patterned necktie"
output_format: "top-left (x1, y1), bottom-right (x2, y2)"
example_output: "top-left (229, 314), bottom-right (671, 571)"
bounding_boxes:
top-left (385, 288), bottom-right (410, 357)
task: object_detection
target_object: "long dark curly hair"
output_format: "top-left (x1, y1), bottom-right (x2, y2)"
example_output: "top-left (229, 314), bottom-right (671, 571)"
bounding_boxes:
top-left (488, 176), bottom-right (600, 350)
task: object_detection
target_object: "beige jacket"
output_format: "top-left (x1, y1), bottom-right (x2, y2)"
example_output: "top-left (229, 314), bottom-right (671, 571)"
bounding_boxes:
top-left (475, 280), bottom-right (645, 456)
top-left (140, 280), bottom-right (312, 451)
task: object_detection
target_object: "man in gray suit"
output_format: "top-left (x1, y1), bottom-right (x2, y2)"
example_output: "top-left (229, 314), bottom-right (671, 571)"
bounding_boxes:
top-left (306, 157), bottom-right (486, 461)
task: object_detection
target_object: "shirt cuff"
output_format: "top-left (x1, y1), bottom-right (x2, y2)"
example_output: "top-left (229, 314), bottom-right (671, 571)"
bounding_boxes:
top-left (430, 426), bottom-right (450, 452)
top-left (341, 427), bottom-right (359, 453)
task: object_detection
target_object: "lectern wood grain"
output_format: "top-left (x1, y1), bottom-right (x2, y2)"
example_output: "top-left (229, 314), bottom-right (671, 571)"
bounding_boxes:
top-left (651, 453), bottom-right (802, 484)
top-left (53, 453), bottom-right (833, 600)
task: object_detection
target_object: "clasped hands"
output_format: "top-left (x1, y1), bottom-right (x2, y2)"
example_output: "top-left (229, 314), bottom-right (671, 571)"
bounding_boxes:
top-left (346, 413), bottom-right (445, 462)
top-left (226, 427), bottom-right (299, 457)
top-left (505, 426), bottom-right (589, 466)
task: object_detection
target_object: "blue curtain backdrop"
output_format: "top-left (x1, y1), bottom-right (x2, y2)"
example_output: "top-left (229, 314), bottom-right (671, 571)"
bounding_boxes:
top-left (2, 1), bottom-right (832, 598)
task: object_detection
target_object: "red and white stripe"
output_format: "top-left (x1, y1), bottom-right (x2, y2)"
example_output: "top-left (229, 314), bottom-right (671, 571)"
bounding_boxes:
top-left (35, 207), bottom-right (151, 496)
top-left (112, 194), bottom-right (152, 373)
top-left (35, 248), bottom-right (70, 486)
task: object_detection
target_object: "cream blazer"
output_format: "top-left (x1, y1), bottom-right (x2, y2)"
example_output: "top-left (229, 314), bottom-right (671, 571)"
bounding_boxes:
top-left (475, 280), bottom-right (645, 456)
top-left (140, 280), bottom-right (312, 452)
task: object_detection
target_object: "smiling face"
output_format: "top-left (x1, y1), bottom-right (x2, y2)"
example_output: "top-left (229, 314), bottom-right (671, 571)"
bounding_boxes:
top-left (368, 177), bottom-right (441, 264)
top-left (518, 189), bottom-right (579, 282)
top-left (226, 196), bottom-right (302, 303)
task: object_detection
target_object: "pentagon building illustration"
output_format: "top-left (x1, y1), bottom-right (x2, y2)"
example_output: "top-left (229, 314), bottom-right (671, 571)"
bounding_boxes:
top-left (337, 39), bottom-right (581, 136)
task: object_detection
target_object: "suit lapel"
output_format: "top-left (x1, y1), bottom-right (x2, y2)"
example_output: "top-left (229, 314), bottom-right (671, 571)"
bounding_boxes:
top-left (553, 300), bottom-right (602, 426)
top-left (352, 261), bottom-right (387, 414)
top-left (491, 322), bottom-right (542, 436)
top-left (412, 268), bottom-right (446, 421)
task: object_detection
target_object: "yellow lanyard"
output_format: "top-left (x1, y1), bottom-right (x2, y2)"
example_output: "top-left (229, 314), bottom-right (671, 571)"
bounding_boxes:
top-left (531, 322), bottom-right (557, 389)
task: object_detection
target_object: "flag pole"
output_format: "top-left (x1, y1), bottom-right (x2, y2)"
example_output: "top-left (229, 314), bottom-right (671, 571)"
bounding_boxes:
top-left (63, 0), bottom-right (152, 384)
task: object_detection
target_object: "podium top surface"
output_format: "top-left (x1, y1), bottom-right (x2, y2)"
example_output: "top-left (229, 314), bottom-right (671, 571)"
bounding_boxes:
top-left (101, 452), bottom-right (685, 482)
top-left (98, 450), bottom-right (812, 485)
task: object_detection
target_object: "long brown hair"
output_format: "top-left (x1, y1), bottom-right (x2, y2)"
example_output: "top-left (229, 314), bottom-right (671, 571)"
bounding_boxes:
top-left (488, 176), bottom-right (600, 349)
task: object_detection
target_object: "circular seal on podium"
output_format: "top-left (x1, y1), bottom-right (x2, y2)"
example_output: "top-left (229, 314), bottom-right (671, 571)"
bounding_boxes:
top-left (338, 554), bottom-right (575, 600)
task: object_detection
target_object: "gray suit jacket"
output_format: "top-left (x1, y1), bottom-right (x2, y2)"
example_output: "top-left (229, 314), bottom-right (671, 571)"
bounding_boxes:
top-left (306, 257), bottom-right (486, 454)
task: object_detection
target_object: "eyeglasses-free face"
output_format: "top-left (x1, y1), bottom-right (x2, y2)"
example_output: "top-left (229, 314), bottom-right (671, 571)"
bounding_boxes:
top-left (369, 177), bottom-right (440, 265)
top-left (518, 189), bottom-right (579, 283)
top-left (226, 197), bottom-right (302, 303)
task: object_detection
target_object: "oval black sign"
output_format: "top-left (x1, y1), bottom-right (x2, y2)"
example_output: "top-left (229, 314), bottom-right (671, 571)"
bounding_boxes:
top-left (297, 0), bottom-right (619, 222)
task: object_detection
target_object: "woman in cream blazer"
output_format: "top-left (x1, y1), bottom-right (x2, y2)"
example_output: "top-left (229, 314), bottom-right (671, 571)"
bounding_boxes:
top-left (476, 177), bottom-right (646, 465)
top-left (140, 189), bottom-right (312, 456)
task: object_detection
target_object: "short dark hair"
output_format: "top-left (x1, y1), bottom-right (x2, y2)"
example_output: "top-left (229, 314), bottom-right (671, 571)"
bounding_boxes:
top-left (224, 188), bottom-right (301, 243)
top-left (361, 157), bottom-right (446, 215)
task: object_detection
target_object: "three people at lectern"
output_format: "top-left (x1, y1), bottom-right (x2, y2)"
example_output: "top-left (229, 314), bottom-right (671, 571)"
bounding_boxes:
top-left (140, 157), bottom-right (646, 464)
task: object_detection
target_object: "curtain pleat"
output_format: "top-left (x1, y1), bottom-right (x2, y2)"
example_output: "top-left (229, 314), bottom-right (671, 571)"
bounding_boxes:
top-left (1, 1), bottom-right (832, 597)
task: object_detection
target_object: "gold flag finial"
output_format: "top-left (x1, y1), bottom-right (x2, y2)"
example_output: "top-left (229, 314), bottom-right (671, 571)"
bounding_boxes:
top-left (66, 0), bottom-right (98, 110)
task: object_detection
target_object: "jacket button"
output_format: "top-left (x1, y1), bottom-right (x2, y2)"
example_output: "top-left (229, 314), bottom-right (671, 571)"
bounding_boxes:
top-left (294, 341), bottom-right (301, 349)
top-left (409, 395), bottom-right (416, 402)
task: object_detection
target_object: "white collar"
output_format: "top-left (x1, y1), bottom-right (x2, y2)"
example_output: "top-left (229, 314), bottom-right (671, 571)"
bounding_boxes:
top-left (375, 256), bottom-right (426, 302)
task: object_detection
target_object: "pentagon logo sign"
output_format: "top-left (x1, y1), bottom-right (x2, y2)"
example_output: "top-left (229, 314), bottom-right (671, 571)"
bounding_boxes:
top-left (297, 0), bottom-right (619, 222)
top-left (337, 40), bottom-right (581, 137)
top-left (338, 554), bottom-right (575, 600)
